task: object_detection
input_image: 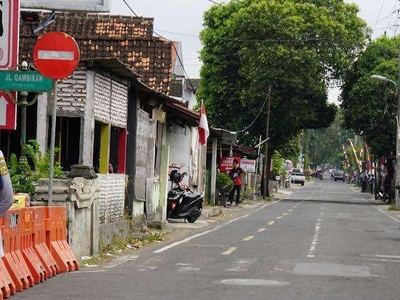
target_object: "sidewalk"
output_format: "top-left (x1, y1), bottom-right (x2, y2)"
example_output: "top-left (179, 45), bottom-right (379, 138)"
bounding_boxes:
top-left (200, 188), bottom-right (294, 220)
top-left (349, 184), bottom-right (400, 224)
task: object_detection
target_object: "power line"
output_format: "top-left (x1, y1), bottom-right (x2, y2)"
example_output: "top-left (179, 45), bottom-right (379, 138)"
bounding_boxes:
top-left (206, 0), bottom-right (223, 6)
top-left (237, 92), bottom-right (270, 133)
top-left (373, 0), bottom-right (387, 34)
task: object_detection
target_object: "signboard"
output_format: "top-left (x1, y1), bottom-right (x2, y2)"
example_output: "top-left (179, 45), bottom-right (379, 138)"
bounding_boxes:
top-left (0, 0), bottom-right (19, 68)
top-left (0, 0), bottom-right (19, 130)
top-left (0, 71), bottom-right (52, 91)
top-left (240, 159), bottom-right (256, 173)
top-left (33, 32), bottom-right (80, 80)
top-left (0, 93), bottom-right (16, 129)
top-left (20, 0), bottom-right (110, 12)
top-left (219, 156), bottom-right (241, 173)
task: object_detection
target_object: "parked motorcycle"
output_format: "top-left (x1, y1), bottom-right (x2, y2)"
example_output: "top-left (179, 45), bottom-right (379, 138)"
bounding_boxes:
top-left (319, 172), bottom-right (323, 180)
top-left (376, 188), bottom-right (389, 202)
top-left (167, 170), bottom-right (203, 223)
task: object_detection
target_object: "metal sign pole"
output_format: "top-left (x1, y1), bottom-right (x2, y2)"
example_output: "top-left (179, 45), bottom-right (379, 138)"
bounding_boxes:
top-left (48, 79), bottom-right (57, 206)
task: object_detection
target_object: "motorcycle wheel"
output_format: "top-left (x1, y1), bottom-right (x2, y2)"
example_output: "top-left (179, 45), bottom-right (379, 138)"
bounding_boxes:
top-left (187, 209), bottom-right (201, 223)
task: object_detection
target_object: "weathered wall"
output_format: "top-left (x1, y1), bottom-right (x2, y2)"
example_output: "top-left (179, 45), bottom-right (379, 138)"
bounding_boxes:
top-left (34, 177), bottom-right (100, 258)
top-left (56, 66), bottom-right (87, 116)
top-left (168, 123), bottom-right (192, 184)
top-left (94, 73), bottom-right (128, 127)
top-left (135, 109), bottom-right (151, 202)
top-left (97, 174), bottom-right (126, 224)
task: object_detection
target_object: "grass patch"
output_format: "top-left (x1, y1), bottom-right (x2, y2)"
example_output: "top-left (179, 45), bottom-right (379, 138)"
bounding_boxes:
top-left (388, 205), bottom-right (400, 211)
top-left (79, 230), bottom-right (165, 266)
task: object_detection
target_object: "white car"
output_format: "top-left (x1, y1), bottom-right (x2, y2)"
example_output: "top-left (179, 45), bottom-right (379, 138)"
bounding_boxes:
top-left (291, 171), bottom-right (305, 186)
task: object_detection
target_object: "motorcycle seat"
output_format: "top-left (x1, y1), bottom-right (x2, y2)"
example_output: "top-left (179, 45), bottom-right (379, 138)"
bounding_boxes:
top-left (185, 192), bottom-right (203, 201)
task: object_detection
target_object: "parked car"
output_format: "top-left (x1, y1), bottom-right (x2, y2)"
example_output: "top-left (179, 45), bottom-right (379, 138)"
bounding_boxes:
top-left (333, 169), bottom-right (345, 182)
top-left (291, 170), bottom-right (305, 186)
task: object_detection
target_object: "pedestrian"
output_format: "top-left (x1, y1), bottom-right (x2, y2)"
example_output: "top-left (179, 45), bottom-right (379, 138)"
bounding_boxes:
top-left (0, 150), bottom-right (14, 257)
top-left (227, 159), bottom-right (243, 206)
top-left (369, 174), bottom-right (375, 194)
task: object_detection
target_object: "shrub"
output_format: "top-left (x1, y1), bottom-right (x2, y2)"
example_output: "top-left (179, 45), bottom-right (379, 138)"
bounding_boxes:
top-left (216, 172), bottom-right (233, 190)
top-left (8, 139), bottom-right (66, 196)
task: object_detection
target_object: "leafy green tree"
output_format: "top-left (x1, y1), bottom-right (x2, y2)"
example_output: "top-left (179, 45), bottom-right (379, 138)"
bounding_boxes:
top-left (199, 0), bottom-right (369, 194)
top-left (199, 0), bottom-right (368, 153)
top-left (341, 36), bottom-right (399, 158)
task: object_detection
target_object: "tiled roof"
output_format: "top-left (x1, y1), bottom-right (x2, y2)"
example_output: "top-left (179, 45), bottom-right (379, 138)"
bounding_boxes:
top-left (19, 12), bottom-right (175, 94)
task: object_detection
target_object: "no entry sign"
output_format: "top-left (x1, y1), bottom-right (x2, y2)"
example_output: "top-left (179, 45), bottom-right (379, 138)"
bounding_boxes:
top-left (33, 32), bottom-right (80, 80)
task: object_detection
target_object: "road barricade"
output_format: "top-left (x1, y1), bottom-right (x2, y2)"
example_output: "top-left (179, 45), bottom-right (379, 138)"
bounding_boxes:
top-left (45, 206), bottom-right (79, 272)
top-left (31, 207), bottom-right (58, 277)
top-left (19, 208), bottom-right (47, 284)
top-left (1, 210), bottom-right (34, 291)
top-left (0, 255), bottom-right (16, 299)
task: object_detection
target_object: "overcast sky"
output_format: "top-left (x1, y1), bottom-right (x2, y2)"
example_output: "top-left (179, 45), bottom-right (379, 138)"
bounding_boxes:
top-left (110, 0), bottom-right (399, 102)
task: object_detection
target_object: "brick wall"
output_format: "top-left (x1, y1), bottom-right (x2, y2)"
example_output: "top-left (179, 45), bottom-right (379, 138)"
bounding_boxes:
top-left (56, 66), bottom-right (87, 116)
top-left (97, 174), bottom-right (126, 224)
top-left (94, 73), bottom-right (128, 127)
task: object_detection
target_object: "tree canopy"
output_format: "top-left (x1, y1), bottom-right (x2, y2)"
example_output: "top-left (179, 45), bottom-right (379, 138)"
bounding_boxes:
top-left (198, 0), bottom-right (369, 154)
top-left (341, 36), bottom-right (399, 158)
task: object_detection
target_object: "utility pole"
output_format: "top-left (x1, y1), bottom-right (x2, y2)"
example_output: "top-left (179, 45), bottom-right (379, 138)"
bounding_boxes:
top-left (263, 86), bottom-right (272, 199)
top-left (395, 45), bottom-right (400, 209)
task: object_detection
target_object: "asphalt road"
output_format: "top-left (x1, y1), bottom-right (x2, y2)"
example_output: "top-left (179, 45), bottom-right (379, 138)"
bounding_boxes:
top-left (11, 177), bottom-right (400, 300)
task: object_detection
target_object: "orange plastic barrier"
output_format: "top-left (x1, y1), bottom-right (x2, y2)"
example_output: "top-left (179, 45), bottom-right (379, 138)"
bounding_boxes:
top-left (19, 208), bottom-right (47, 284)
top-left (0, 253), bottom-right (16, 299)
top-left (1, 210), bottom-right (34, 291)
top-left (45, 207), bottom-right (79, 272)
top-left (31, 207), bottom-right (58, 277)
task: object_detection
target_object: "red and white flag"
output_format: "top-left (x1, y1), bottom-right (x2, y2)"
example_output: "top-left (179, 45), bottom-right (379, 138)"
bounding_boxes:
top-left (198, 100), bottom-right (209, 146)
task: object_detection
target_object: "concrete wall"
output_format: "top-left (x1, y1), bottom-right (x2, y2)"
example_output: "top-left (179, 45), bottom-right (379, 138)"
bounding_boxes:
top-left (97, 174), bottom-right (126, 224)
top-left (94, 73), bottom-right (128, 127)
top-left (34, 178), bottom-right (100, 259)
top-left (168, 123), bottom-right (192, 184)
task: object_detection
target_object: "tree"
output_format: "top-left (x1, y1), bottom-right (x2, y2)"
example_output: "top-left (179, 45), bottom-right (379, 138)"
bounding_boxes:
top-left (341, 36), bottom-right (399, 158)
top-left (305, 109), bottom-right (354, 168)
top-left (199, 0), bottom-right (369, 153)
top-left (198, 0), bottom-right (369, 195)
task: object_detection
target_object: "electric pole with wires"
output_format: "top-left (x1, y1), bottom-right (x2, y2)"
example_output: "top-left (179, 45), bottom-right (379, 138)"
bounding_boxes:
top-left (262, 86), bottom-right (272, 199)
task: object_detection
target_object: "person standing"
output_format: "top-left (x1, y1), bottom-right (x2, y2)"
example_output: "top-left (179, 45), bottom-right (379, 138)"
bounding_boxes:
top-left (227, 159), bottom-right (243, 206)
top-left (0, 150), bottom-right (14, 257)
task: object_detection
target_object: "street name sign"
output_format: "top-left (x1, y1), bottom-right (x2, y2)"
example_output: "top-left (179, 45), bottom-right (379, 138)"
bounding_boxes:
top-left (33, 32), bottom-right (80, 80)
top-left (0, 71), bottom-right (53, 91)
top-left (0, 0), bottom-right (19, 130)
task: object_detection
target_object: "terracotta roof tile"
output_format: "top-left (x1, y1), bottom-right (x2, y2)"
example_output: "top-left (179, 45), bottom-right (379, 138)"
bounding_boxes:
top-left (19, 12), bottom-right (175, 94)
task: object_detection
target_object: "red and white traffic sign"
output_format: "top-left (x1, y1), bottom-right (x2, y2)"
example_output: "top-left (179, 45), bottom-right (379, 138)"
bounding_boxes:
top-left (0, 0), bottom-right (19, 130)
top-left (33, 32), bottom-right (80, 80)
top-left (0, 0), bottom-right (19, 69)
top-left (0, 93), bottom-right (16, 130)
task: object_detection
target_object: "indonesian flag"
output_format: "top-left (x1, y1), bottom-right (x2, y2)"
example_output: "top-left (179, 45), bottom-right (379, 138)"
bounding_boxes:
top-left (198, 100), bottom-right (210, 146)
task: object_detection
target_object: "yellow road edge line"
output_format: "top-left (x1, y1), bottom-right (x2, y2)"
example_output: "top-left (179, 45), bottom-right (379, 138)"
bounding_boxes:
top-left (221, 247), bottom-right (237, 255)
top-left (268, 221), bottom-right (275, 226)
top-left (282, 212), bottom-right (288, 216)
top-left (242, 236), bottom-right (254, 241)
top-left (257, 228), bottom-right (266, 233)
top-left (288, 209), bottom-right (294, 212)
